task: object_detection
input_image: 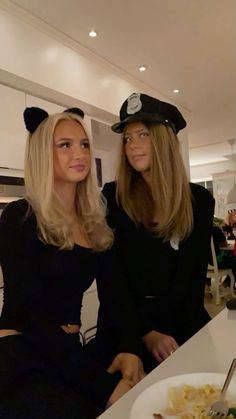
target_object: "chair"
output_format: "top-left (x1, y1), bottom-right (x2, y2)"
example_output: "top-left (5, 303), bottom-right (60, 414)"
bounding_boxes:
top-left (83, 325), bottom-right (97, 344)
top-left (206, 237), bottom-right (235, 305)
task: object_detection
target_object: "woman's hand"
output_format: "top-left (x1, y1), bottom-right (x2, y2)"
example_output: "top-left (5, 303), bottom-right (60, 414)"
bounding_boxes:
top-left (107, 352), bottom-right (145, 387)
top-left (143, 330), bottom-right (179, 363)
top-left (106, 378), bottom-right (132, 408)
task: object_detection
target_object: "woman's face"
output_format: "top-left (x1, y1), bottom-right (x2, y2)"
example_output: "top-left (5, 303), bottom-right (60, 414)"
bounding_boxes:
top-left (53, 119), bottom-right (90, 186)
top-left (123, 122), bottom-right (152, 178)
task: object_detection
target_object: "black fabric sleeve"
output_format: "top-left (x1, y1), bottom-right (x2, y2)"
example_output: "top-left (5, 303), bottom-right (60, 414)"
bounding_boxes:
top-left (102, 182), bottom-right (118, 229)
top-left (167, 186), bottom-right (215, 341)
top-left (0, 202), bottom-right (119, 408)
top-left (95, 248), bottom-right (142, 358)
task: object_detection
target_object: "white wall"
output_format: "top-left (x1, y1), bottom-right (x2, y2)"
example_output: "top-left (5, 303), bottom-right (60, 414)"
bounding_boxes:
top-left (190, 160), bottom-right (233, 181)
top-left (0, 7), bottom-right (191, 176)
top-left (0, 8), bottom-right (189, 119)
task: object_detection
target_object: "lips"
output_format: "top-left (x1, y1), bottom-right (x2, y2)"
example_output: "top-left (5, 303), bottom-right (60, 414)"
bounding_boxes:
top-left (69, 164), bottom-right (86, 171)
top-left (132, 154), bottom-right (145, 161)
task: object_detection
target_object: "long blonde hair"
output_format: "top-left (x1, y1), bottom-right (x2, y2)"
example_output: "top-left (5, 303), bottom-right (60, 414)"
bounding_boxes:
top-left (117, 123), bottom-right (193, 241)
top-left (24, 111), bottom-right (113, 251)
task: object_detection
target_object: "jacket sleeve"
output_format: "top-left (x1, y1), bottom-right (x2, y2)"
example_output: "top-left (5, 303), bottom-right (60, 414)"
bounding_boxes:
top-left (102, 183), bottom-right (148, 337)
top-left (95, 247), bottom-right (142, 359)
top-left (102, 182), bottom-right (118, 229)
top-left (167, 186), bottom-right (215, 340)
top-left (0, 202), bottom-right (119, 407)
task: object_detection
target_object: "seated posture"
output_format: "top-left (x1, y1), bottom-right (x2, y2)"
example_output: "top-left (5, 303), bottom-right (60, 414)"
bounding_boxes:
top-left (0, 107), bottom-right (144, 419)
top-left (102, 93), bottom-right (215, 372)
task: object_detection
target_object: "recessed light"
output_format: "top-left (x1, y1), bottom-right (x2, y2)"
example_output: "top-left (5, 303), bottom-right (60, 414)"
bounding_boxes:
top-left (89, 30), bottom-right (97, 38)
top-left (139, 65), bottom-right (147, 72)
top-left (173, 89), bottom-right (179, 93)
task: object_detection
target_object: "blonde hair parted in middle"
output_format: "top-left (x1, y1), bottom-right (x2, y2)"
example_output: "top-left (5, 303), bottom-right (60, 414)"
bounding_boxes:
top-left (117, 123), bottom-right (193, 242)
top-left (24, 111), bottom-right (113, 251)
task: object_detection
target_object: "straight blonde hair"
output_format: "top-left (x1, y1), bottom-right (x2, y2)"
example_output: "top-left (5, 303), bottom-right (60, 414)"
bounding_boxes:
top-left (24, 112), bottom-right (113, 251)
top-left (117, 123), bottom-right (193, 241)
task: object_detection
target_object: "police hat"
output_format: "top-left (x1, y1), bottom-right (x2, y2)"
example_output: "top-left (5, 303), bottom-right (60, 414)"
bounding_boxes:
top-left (111, 93), bottom-right (186, 134)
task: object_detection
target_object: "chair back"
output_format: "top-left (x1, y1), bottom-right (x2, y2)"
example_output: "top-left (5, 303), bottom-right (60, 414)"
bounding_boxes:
top-left (0, 265), bottom-right (3, 288)
top-left (209, 236), bottom-right (219, 274)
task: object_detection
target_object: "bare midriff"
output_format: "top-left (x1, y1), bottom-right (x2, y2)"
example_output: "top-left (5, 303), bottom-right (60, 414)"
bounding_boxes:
top-left (0, 324), bottom-right (80, 338)
top-left (0, 329), bottom-right (22, 337)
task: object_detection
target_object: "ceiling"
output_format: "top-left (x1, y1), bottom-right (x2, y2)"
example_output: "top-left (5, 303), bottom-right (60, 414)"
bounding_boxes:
top-left (7, 0), bottom-right (236, 166)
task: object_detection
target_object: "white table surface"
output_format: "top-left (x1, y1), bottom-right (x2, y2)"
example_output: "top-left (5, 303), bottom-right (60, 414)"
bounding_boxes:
top-left (98, 308), bottom-right (236, 418)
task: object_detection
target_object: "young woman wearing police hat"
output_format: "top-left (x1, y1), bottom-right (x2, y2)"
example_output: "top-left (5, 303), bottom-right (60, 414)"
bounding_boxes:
top-left (102, 93), bottom-right (215, 372)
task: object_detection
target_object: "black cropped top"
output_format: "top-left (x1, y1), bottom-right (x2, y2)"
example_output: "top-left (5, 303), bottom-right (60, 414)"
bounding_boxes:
top-left (0, 199), bottom-right (140, 405)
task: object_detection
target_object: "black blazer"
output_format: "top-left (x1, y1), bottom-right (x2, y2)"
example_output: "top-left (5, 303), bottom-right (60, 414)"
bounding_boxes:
top-left (102, 182), bottom-right (215, 345)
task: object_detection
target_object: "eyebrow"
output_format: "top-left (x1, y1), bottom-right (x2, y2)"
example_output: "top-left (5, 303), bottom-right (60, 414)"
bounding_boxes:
top-left (124, 128), bottom-right (148, 136)
top-left (55, 137), bottom-right (89, 142)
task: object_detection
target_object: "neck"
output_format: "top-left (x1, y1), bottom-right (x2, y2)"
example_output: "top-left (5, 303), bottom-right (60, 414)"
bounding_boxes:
top-left (141, 170), bottom-right (151, 186)
top-left (54, 181), bottom-right (77, 216)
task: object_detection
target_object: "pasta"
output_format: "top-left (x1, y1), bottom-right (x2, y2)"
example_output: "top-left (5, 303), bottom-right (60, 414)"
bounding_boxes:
top-left (153, 384), bottom-right (236, 419)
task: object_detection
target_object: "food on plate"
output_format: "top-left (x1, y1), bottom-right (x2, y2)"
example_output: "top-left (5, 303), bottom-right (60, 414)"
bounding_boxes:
top-left (152, 384), bottom-right (236, 419)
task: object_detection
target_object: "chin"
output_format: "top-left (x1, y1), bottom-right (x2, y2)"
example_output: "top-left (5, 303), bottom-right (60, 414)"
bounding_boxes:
top-left (133, 165), bottom-right (149, 173)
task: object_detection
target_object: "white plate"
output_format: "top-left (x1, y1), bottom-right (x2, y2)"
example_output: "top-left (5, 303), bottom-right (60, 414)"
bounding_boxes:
top-left (130, 372), bottom-right (236, 419)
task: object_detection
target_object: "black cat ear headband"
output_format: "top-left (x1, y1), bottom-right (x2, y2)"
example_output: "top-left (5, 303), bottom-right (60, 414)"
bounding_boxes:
top-left (23, 106), bottom-right (85, 134)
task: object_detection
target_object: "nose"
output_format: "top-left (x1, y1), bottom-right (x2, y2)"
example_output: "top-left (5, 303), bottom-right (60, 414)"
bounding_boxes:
top-left (129, 136), bottom-right (140, 149)
top-left (74, 145), bottom-right (86, 159)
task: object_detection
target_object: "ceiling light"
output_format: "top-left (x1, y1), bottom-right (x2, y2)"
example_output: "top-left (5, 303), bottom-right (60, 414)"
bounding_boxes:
top-left (89, 30), bottom-right (97, 38)
top-left (173, 89), bottom-right (179, 93)
top-left (139, 65), bottom-right (146, 72)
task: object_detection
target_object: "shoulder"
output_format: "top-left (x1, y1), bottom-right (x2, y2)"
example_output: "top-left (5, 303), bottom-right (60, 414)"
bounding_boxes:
top-left (190, 184), bottom-right (215, 230)
top-left (102, 181), bottom-right (116, 200)
top-left (190, 183), bottom-right (215, 208)
top-left (0, 199), bottom-right (30, 224)
top-left (0, 199), bottom-right (35, 236)
top-left (0, 199), bottom-right (37, 256)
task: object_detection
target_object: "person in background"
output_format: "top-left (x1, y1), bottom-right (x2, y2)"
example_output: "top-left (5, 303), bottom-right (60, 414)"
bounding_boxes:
top-left (0, 107), bottom-right (144, 419)
top-left (222, 210), bottom-right (236, 240)
top-left (211, 223), bottom-right (236, 286)
top-left (102, 93), bottom-right (215, 372)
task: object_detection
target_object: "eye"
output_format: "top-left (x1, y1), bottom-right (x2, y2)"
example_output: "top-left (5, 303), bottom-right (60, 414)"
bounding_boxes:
top-left (58, 141), bottom-right (71, 148)
top-left (123, 136), bottom-right (131, 144)
top-left (80, 140), bottom-right (90, 149)
top-left (139, 131), bottom-right (149, 138)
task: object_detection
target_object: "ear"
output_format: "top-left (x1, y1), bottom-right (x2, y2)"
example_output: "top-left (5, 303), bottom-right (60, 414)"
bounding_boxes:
top-left (64, 107), bottom-right (84, 119)
top-left (23, 107), bottom-right (49, 134)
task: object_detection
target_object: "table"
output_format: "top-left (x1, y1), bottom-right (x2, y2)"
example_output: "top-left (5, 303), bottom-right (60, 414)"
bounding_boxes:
top-left (98, 308), bottom-right (236, 418)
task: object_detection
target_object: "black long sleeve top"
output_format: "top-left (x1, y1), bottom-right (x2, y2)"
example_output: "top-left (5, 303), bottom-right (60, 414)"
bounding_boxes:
top-left (0, 199), bottom-right (140, 406)
top-left (102, 182), bottom-right (215, 345)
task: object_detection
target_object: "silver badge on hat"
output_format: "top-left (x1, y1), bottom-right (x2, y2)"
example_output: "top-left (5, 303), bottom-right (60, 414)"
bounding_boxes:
top-left (126, 93), bottom-right (142, 114)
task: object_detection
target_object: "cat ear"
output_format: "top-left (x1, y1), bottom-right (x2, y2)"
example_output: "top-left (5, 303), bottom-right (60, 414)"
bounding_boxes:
top-left (23, 107), bottom-right (49, 134)
top-left (64, 107), bottom-right (84, 119)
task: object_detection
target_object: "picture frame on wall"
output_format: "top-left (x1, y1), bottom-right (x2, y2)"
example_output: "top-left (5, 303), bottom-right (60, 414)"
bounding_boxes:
top-left (95, 158), bottom-right (102, 187)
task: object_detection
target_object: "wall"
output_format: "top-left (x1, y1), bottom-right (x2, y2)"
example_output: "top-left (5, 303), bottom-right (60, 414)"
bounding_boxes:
top-left (0, 6), bottom-right (191, 176)
top-left (190, 160), bottom-right (233, 181)
top-left (0, 83), bottom-right (121, 186)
